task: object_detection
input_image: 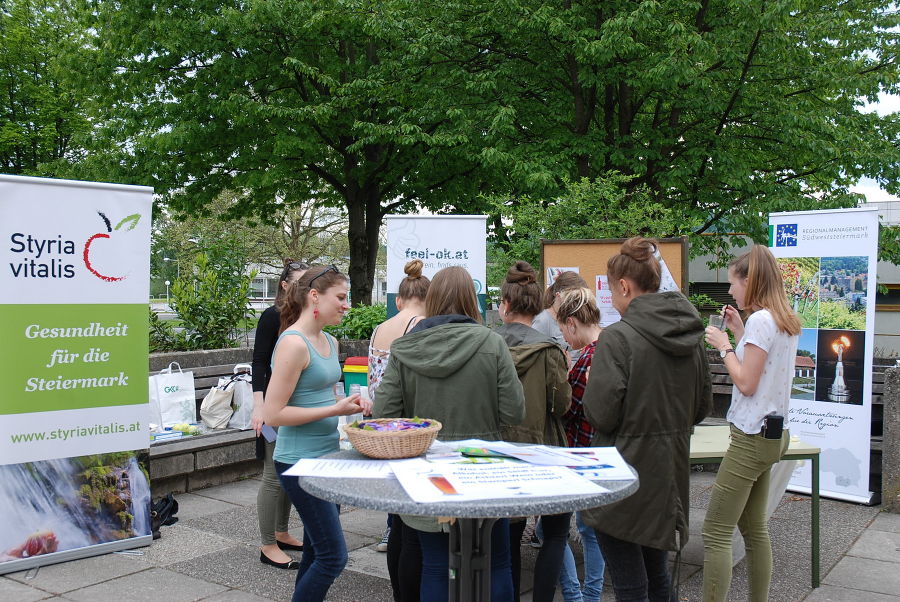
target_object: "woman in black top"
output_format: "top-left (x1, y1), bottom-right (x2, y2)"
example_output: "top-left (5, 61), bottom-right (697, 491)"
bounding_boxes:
top-left (252, 259), bottom-right (308, 569)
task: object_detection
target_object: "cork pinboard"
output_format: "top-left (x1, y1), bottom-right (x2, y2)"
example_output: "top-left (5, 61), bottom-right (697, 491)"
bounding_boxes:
top-left (540, 238), bottom-right (689, 292)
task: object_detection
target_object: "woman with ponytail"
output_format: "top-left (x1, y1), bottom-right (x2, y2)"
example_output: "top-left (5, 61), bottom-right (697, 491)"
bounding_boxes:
top-left (702, 246), bottom-right (800, 602)
top-left (496, 261), bottom-right (572, 602)
top-left (581, 237), bottom-right (712, 601)
top-left (263, 265), bottom-right (370, 602)
top-left (251, 259), bottom-right (308, 569)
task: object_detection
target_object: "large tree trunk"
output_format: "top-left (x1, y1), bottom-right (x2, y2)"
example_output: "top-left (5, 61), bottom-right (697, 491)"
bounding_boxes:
top-left (346, 191), bottom-right (373, 306)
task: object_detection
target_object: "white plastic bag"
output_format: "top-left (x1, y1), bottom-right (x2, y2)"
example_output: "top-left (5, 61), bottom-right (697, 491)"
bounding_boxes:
top-left (227, 364), bottom-right (254, 430)
top-left (149, 362), bottom-right (196, 427)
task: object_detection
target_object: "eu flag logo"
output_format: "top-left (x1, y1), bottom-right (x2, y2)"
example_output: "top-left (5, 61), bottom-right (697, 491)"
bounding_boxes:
top-left (775, 224), bottom-right (798, 247)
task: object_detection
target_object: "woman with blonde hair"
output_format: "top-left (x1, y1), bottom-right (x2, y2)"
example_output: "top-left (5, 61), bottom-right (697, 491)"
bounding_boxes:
top-left (374, 265), bottom-right (525, 601)
top-left (703, 246), bottom-right (800, 601)
top-left (581, 237), bottom-right (711, 601)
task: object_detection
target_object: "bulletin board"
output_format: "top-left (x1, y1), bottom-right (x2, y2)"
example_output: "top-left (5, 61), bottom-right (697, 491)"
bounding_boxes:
top-left (540, 238), bottom-right (689, 292)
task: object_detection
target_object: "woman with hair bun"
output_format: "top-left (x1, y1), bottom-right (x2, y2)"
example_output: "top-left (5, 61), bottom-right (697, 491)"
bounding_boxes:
top-left (263, 265), bottom-right (370, 602)
top-left (554, 287), bottom-right (606, 602)
top-left (496, 260), bottom-right (572, 602)
top-left (581, 237), bottom-right (712, 601)
top-left (532, 270), bottom-right (589, 362)
top-left (367, 259), bottom-right (430, 601)
top-left (702, 245), bottom-right (800, 602)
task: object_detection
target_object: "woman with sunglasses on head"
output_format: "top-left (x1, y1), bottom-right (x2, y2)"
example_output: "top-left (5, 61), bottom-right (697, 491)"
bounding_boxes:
top-left (702, 246), bottom-right (799, 602)
top-left (263, 265), bottom-right (371, 602)
top-left (496, 260), bottom-right (572, 602)
top-left (581, 237), bottom-right (712, 601)
top-left (554, 287), bottom-right (606, 602)
top-left (251, 259), bottom-right (308, 569)
top-left (374, 265), bottom-right (525, 602)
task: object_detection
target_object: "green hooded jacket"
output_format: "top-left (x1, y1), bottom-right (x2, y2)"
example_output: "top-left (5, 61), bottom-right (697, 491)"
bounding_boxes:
top-left (374, 316), bottom-right (526, 532)
top-left (581, 291), bottom-right (712, 551)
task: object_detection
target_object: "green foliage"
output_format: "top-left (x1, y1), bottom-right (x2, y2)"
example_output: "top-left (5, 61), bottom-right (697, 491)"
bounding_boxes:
top-left (169, 238), bottom-right (256, 350)
top-left (324, 304), bottom-right (387, 340)
top-left (818, 301), bottom-right (866, 331)
top-left (148, 307), bottom-right (179, 353)
top-left (491, 174), bottom-right (691, 278)
top-left (0, 0), bottom-right (91, 175)
top-left (688, 294), bottom-right (721, 312)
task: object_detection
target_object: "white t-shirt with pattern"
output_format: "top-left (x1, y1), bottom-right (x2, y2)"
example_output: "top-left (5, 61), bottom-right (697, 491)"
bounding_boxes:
top-left (727, 309), bottom-right (799, 435)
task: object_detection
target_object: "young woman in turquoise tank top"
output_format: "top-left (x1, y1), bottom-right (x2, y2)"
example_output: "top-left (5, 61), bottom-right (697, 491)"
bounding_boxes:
top-left (262, 265), bottom-right (370, 602)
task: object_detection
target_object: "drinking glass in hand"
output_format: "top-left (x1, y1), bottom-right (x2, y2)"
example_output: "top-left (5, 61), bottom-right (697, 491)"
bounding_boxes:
top-left (709, 315), bottom-right (726, 331)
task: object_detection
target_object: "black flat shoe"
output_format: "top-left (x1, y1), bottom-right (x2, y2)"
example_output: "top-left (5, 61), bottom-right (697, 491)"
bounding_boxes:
top-left (276, 541), bottom-right (304, 552)
top-left (260, 551), bottom-right (299, 570)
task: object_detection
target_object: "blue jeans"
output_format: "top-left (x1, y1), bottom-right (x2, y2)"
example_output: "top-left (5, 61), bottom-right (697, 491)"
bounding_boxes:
top-left (559, 512), bottom-right (605, 602)
top-left (596, 531), bottom-right (671, 602)
top-left (416, 519), bottom-right (513, 602)
top-left (276, 461), bottom-right (348, 602)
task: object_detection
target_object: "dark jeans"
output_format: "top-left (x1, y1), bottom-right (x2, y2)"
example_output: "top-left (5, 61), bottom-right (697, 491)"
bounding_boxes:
top-left (416, 519), bottom-right (513, 602)
top-left (387, 515), bottom-right (422, 602)
top-left (596, 531), bottom-right (672, 602)
top-left (509, 514), bottom-right (571, 602)
top-left (275, 461), bottom-right (348, 602)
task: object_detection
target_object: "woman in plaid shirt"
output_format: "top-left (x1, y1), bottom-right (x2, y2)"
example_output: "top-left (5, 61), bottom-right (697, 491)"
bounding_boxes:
top-left (555, 288), bottom-right (606, 602)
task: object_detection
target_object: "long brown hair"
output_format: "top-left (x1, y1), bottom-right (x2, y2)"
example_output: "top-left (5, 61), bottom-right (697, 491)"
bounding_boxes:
top-left (425, 266), bottom-right (482, 323)
top-left (277, 265), bottom-right (348, 333)
top-left (607, 237), bottom-right (661, 294)
top-left (730, 246), bottom-right (801, 336)
top-left (502, 261), bottom-right (542, 317)
top-left (398, 259), bottom-right (430, 301)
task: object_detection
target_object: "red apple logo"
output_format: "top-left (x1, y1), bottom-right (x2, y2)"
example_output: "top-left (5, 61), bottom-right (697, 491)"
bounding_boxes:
top-left (83, 211), bottom-right (141, 282)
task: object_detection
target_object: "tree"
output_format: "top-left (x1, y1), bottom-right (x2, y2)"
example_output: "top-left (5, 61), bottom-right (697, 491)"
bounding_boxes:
top-left (0, 0), bottom-right (91, 174)
top-left (78, 0), bottom-right (496, 305)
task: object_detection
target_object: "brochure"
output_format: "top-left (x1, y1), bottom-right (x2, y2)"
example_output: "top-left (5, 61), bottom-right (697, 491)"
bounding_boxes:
top-left (282, 458), bottom-right (395, 479)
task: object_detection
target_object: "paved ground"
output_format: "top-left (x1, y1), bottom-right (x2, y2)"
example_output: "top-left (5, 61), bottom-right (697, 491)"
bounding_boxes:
top-left (2, 471), bottom-right (898, 601)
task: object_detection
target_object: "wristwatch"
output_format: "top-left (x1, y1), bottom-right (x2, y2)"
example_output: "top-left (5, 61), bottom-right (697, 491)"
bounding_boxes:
top-left (720, 348), bottom-right (735, 358)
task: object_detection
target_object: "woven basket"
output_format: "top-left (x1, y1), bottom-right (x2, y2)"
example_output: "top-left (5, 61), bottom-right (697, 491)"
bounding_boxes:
top-left (343, 419), bottom-right (442, 459)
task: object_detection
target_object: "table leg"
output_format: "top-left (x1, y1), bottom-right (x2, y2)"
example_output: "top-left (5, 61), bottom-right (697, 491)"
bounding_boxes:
top-left (448, 518), bottom-right (497, 602)
top-left (811, 453), bottom-right (820, 588)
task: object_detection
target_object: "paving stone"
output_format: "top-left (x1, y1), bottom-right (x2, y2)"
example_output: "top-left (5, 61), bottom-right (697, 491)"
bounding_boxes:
top-left (5, 553), bottom-right (147, 594)
top-left (171, 492), bottom-right (242, 521)
top-left (168, 544), bottom-right (296, 601)
top-left (182, 505), bottom-right (301, 545)
top-left (803, 584), bottom-right (900, 601)
top-left (846, 529), bottom-right (900, 563)
top-left (134, 526), bottom-right (236, 567)
top-left (191, 478), bottom-right (265, 507)
top-left (0, 577), bottom-right (56, 601)
top-left (195, 588), bottom-right (275, 601)
top-left (339, 508), bottom-right (390, 540)
top-left (823, 556), bottom-right (900, 596)
top-left (345, 546), bottom-right (391, 581)
top-left (871, 511), bottom-right (900, 534)
top-left (62, 567), bottom-right (228, 602)
top-left (325, 569), bottom-right (393, 602)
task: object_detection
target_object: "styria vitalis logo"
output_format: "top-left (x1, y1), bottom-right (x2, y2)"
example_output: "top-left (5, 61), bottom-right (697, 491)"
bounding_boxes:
top-left (775, 224), bottom-right (798, 247)
top-left (83, 211), bottom-right (141, 282)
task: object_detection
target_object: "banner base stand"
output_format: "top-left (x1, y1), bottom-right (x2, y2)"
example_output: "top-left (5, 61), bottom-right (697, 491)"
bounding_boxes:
top-left (788, 484), bottom-right (876, 506)
top-left (0, 535), bottom-right (152, 576)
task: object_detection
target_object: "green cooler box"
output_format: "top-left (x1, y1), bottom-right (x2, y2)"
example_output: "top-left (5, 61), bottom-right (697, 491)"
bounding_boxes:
top-left (343, 356), bottom-right (368, 395)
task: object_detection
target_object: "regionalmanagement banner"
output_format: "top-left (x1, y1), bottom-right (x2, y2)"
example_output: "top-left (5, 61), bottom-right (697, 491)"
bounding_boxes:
top-left (769, 208), bottom-right (878, 504)
top-left (0, 175), bottom-right (153, 573)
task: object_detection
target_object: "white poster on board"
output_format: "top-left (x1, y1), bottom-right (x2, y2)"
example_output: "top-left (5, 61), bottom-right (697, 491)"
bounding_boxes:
top-left (769, 208), bottom-right (878, 503)
top-left (0, 175), bottom-right (153, 573)
top-left (595, 275), bottom-right (621, 327)
top-left (385, 215), bottom-right (487, 314)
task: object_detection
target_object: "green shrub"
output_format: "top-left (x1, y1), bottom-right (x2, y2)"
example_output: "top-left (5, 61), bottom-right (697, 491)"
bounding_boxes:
top-left (325, 304), bottom-right (387, 340)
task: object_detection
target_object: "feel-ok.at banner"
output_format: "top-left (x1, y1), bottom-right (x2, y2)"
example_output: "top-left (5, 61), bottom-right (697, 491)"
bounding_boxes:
top-left (0, 175), bottom-right (153, 573)
top-left (769, 208), bottom-right (878, 504)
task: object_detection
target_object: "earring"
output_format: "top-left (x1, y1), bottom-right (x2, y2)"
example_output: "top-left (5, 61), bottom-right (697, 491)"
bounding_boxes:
top-left (313, 301), bottom-right (319, 319)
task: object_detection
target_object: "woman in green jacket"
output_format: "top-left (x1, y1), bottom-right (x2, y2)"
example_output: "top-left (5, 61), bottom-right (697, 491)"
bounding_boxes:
top-left (581, 237), bottom-right (712, 601)
top-left (496, 260), bottom-right (572, 602)
top-left (374, 265), bottom-right (525, 602)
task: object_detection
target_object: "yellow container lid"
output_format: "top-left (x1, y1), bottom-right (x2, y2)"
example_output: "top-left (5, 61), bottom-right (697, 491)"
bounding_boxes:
top-left (343, 365), bottom-right (368, 373)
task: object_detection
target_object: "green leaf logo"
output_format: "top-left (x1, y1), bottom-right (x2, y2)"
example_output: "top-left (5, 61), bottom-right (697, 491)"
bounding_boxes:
top-left (115, 214), bottom-right (141, 231)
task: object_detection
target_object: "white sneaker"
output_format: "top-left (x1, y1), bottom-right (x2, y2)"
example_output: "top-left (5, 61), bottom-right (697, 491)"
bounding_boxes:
top-left (376, 527), bottom-right (390, 552)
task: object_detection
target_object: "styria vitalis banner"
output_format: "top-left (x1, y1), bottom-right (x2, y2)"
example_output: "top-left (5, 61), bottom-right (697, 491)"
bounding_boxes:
top-left (769, 208), bottom-right (878, 504)
top-left (0, 175), bottom-right (153, 573)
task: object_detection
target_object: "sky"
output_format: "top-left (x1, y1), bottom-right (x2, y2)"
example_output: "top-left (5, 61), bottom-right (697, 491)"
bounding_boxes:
top-left (849, 93), bottom-right (900, 206)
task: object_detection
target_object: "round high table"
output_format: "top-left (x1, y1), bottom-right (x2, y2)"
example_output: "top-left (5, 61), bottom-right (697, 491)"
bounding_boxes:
top-left (296, 449), bottom-right (639, 602)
